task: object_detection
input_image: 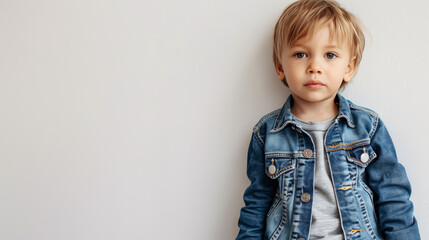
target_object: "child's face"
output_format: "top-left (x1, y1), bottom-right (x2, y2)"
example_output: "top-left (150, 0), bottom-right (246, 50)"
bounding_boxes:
top-left (276, 24), bottom-right (356, 105)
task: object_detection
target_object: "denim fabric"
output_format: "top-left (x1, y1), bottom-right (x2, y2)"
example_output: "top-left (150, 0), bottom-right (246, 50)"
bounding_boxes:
top-left (237, 94), bottom-right (420, 240)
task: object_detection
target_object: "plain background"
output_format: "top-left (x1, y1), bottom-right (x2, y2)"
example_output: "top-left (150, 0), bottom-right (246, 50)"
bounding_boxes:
top-left (1, 0), bottom-right (428, 239)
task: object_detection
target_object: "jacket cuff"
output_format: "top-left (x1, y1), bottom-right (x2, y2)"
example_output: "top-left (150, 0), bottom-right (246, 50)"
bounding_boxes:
top-left (385, 217), bottom-right (420, 240)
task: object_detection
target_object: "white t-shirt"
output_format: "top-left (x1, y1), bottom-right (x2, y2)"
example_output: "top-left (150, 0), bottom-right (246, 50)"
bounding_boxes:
top-left (294, 116), bottom-right (344, 240)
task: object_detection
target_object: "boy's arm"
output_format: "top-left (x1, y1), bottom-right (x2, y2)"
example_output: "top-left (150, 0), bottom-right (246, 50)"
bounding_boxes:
top-left (367, 118), bottom-right (420, 240)
top-left (236, 132), bottom-right (277, 240)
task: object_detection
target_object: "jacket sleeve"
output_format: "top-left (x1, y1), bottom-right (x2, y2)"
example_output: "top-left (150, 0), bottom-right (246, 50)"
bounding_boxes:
top-left (236, 132), bottom-right (277, 240)
top-left (367, 118), bottom-right (420, 240)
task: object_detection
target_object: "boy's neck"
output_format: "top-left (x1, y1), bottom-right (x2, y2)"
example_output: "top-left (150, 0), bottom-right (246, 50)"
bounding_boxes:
top-left (291, 95), bottom-right (338, 122)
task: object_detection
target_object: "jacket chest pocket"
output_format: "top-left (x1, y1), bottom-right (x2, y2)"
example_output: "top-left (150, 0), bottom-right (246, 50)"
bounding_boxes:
top-left (265, 155), bottom-right (296, 198)
top-left (345, 144), bottom-right (377, 168)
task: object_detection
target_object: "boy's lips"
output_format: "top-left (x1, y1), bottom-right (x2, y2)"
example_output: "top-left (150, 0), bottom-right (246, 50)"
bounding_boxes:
top-left (304, 80), bottom-right (325, 88)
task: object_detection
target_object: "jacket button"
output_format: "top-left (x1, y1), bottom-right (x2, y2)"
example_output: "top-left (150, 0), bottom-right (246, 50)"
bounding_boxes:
top-left (268, 159), bottom-right (276, 174)
top-left (300, 193), bottom-right (311, 202)
top-left (360, 152), bottom-right (369, 163)
top-left (303, 149), bottom-right (313, 158)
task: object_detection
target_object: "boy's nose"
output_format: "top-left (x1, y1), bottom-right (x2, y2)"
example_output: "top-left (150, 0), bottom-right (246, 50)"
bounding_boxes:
top-left (307, 58), bottom-right (322, 74)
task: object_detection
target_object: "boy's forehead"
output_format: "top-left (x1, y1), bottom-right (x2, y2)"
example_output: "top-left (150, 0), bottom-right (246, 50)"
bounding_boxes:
top-left (288, 22), bottom-right (349, 48)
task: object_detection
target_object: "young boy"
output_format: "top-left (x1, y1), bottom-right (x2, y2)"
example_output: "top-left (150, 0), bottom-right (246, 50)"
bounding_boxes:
top-left (236, 0), bottom-right (420, 239)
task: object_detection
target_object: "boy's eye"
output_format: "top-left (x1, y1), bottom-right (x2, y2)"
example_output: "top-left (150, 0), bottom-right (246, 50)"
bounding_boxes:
top-left (294, 52), bottom-right (307, 58)
top-left (325, 52), bottom-right (337, 59)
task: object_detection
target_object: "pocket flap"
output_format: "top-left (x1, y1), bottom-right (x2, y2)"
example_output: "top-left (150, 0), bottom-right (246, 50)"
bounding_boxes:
top-left (346, 145), bottom-right (377, 167)
top-left (264, 155), bottom-right (295, 179)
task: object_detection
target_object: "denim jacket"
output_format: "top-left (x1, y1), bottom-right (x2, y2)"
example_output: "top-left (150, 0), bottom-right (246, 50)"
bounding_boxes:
top-left (237, 94), bottom-right (420, 240)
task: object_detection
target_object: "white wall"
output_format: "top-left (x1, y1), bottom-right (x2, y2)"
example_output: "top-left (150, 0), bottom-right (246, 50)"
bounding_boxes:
top-left (1, 0), bottom-right (428, 239)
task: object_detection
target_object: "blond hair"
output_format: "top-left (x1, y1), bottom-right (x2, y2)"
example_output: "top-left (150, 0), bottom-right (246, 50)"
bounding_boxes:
top-left (273, 0), bottom-right (365, 88)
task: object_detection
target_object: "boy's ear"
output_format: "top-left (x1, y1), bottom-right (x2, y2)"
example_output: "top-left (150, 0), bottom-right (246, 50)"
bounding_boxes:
top-left (343, 56), bottom-right (357, 83)
top-left (275, 63), bottom-right (285, 81)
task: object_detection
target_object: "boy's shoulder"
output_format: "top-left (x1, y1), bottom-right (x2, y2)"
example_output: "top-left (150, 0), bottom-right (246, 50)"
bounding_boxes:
top-left (253, 108), bottom-right (282, 134)
top-left (345, 98), bottom-right (381, 138)
top-left (346, 99), bottom-right (379, 119)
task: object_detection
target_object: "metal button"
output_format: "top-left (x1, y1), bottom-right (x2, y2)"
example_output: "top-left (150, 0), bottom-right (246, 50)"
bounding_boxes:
top-left (268, 164), bottom-right (276, 175)
top-left (268, 159), bottom-right (276, 175)
top-left (300, 193), bottom-right (311, 202)
top-left (360, 152), bottom-right (369, 163)
top-left (303, 149), bottom-right (313, 158)
top-left (298, 238), bottom-right (305, 240)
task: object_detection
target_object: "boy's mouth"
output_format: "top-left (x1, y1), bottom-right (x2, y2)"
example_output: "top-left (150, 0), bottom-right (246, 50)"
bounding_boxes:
top-left (304, 80), bottom-right (325, 88)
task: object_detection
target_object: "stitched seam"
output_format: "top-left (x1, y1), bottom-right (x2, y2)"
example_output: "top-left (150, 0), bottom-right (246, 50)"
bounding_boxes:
top-left (338, 113), bottom-right (355, 128)
top-left (327, 139), bottom-right (369, 149)
top-left (253, 109), bottom-right (281, 133)
top-left (267, 194), bottom-right (281, 217)
top-left (271, 120), bottom-right (294, 133)
top-left (369, 115), bottom-right (379, 139)
top-left (347, 152), bottom-right (377, 166)
top-left (361, 179), bottom-right (382, 239)
top-left (265, 152), bottom-right (298, 158)
top-left (265, 152), bottom-right (310, 159)
top-left (349, 103), bottom-right (378, 118)
top-left (327, 140), bottom-right (371, 153)
top-left (265, 164), bottom-right (294, 179)
top-left (356, 185), bottom-right (379, 240)
top-left (254, 131), bottom-right (264, 149)
top-left (276, 165), bottom-right (294, 174)
top-left (269, 186), bottom-right (289, 240)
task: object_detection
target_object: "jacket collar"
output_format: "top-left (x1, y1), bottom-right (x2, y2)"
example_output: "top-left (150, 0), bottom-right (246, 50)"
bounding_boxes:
top-left (270, 94), bottom-right (355, 133)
